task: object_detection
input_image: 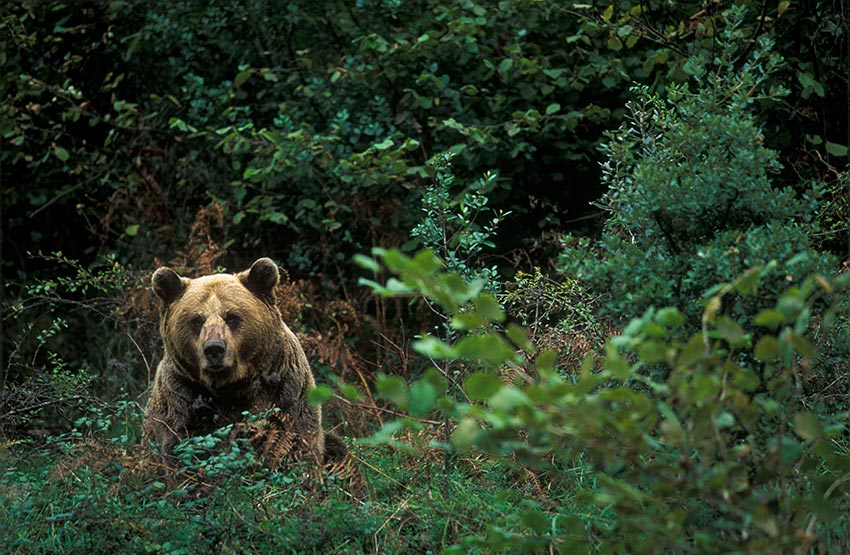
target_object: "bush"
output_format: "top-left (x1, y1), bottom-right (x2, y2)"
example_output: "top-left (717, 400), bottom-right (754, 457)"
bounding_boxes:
top-left (361, 247), bottom-right (850, 553)
top-left (1, 254), bottom-right (151, 436)
top-left (560, 17), bottom-right (837, 326)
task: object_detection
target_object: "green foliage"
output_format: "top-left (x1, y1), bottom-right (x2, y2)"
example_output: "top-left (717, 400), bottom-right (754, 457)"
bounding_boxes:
top-left (1, 252), bottom-right (150, 442)
top-left (1, 432), bottom-right (374, 554)
top-left (3, 2), bottom-right (849, 553)
top-left (411, 152), bottom-right (506, 289)
top-left (0, 400), bottom-right (569, 555)
top-left (12, 0), bottom-right (845, 286)
top-left (1, 315), bottom-right (96, 434)
top-left (363, 248), bottom-right (850, 553)
top-left (560, 22), bottom-right (837, 325)
top-left (503, 269), bottom-right (606, 366)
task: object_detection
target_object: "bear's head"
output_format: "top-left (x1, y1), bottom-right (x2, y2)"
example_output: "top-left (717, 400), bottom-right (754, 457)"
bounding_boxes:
top-left (151, 258), bottom-right (281, 389)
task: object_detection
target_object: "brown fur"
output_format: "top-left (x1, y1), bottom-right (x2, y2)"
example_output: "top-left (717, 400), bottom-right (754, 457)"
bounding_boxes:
top-left (143, 258), bottom-right (360, 491)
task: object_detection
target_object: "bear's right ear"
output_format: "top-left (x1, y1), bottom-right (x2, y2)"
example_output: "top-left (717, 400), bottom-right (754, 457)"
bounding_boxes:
top-left (152, 267), bottom-right (188, 305)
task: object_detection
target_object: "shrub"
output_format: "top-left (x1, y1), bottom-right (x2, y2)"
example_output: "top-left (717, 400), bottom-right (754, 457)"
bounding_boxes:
top-left (361, 247), bottom-right (850, 553)
top-left (502, 268), bottom-right (606, 368)
top-left (560, 16), bottom-right (837, 326)
top-left (1, 254), bottom-right (150, 436)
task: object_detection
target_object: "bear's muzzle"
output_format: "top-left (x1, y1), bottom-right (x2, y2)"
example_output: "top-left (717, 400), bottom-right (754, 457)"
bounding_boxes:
top-left (199, 316), bottom-right (234, 374)
top-left (203, 339), bottom-right (228, 370)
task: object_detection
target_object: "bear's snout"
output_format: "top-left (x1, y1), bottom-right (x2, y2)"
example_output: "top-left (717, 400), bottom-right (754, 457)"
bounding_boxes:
top-left (203, 340), bottom-right (228, 368)
top-left (198, 316), bottom-right (234, 374)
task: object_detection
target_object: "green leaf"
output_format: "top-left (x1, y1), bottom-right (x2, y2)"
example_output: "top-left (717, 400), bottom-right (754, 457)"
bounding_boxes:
top-left (660, 418), bottom-right (684, 445)
top-left (734, 267), bottom-right (761, 295)
top-left (352, 254), bottom-right (380, 273)
top-left (793, 411), bottom-right (822, 440)
top-left (464, 372), bottom-right (503, 401)
top-left (643, 322), bottom-right (666, 339)
top-left (437, 273), bottom-right (482, 310)
top-left (520, 510), bottom-right (549, 534)
top-left (655, 307), bottom-right (684, 328)
top-left (789, 333), bottom-right (816, 358)
top-left (408, 379), bottom-right (438, 417)
top-left (124, 224), bottom-right (139, 237)
top-left (677, 335), bottom-right (706, 366)
top-left (754, 309), bottom-right (788, 328)
top-left (455, 334), bottom-right (514, 363)
top-left (637, 341), bottom-right (666, 364)
top-left (234, 70), bottom-right (253, 87)
top-left (498, 58), bottom-right (513, 74)
top-left (374, 138), bottom-right (394, 150)
top-left (488, 387), bottom-right (531, 411)
top-left (604, 350), bottom-right (630, 380)
top-left (53, 145), bottom-right (69, 162)
top-left (376, 374), bottom-right (408, 409)
top-left (473, 293), bottom-right (505, 323)
top-left (714, 412), bottom-right (735, 430)
top-left (412, 335), bottom-right (459, 360)
top-left (267, 211), bottom-right (287, 224)
top-left (825, 142), bottom-right (848, 157)
top-left (307, 384), bottom-right (334, 405)
top-left (753, 336), bottom-right (779, 361)
top-left (726, 360), bottom-right (760, 392)
top-left (338, 383), bottom-right (362, 402)
top-left (506, 323), bottom-right (532, 351)
top-left (545, 103), bottom-right (561, 115)
top-left (607, 36), bottom-right (622, 51)
top-left (505, 122), bottom-right (521, 137)
top-left (536, 349), bottom-right (557, 374)
top-left (753, 508), bottom-right (780, 538)
top-left (450, 417), bottom-right (480, 449)
top-left (410, 249), bottom-right (444, 274)
top-left (797, 72), bottom-right (825, 98)
top-left (451, 312), bottom-right (486, 330)
top-left (242, 167), bottom-right (264, 180)
top-left (716, 316), bottom-right (746, 348)
top-left (377, 277), bottom-right (411, 295)
top-left (778, 436), bottom-right (804, 466)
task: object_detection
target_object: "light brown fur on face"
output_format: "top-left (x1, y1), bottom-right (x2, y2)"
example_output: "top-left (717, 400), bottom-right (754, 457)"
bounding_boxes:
top-left (161, 274), bottom-right (280, 389)
top-left (142, 258), bottom-right (362, 494)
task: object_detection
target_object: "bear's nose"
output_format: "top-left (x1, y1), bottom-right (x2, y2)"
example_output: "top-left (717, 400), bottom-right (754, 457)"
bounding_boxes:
top-left (203, 340), bottom-right (227, 366)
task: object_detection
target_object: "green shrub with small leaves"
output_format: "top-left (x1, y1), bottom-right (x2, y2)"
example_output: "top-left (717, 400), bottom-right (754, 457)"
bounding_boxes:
top-left (560, 16), bottom-right (837, 327)
top-left (359, 248), bottom-right (850, 553)
top-left (410, 152), bottom-right (507, 290)
top-left (2, 253), bottom-right (149, 437)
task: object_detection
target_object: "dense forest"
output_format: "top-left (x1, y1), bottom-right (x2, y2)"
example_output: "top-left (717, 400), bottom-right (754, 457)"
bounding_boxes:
top-left (2, 0), bottom-right (849, 553)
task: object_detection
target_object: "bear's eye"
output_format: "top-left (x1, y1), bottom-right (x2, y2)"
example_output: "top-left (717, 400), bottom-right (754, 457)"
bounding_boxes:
top-left (224, 312), bottom-right (240, 330)
top-left (189, 315), bottom-right (204, 334)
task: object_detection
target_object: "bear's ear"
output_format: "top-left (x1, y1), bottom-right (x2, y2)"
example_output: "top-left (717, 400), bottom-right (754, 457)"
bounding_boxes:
top-left (239, 257), bottom-right (279, 300)
top-left (152, 267), bottom-right (188, 305)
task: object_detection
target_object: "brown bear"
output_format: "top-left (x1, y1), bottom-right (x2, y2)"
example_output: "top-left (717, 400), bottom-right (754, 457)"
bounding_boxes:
top-left (143, 257), bottom-right (356, 487)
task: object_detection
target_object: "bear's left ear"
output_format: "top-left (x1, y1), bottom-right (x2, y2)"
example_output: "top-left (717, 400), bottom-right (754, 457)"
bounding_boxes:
top-left (239, 257), bottom-right (280, 301)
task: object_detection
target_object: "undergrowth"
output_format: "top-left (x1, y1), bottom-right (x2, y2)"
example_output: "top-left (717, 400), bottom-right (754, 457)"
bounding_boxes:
top-left (2, 10), bottom-right (848, 553)
top-left (0, 409), bottom-right (597, 555)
